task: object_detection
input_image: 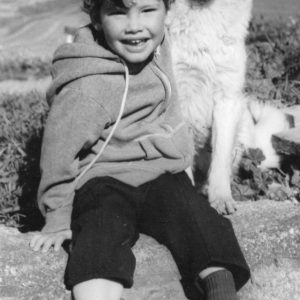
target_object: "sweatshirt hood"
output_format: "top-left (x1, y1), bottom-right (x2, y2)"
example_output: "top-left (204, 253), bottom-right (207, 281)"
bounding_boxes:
top-left (46, 24), bottom-right (125, 104)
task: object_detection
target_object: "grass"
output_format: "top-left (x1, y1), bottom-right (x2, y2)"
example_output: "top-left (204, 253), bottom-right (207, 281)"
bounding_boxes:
top-left (231, 15), bottom-right (300, 202)
top-left (0, 50), bottom-right (51, 82)
top-left (0, 15), bottom-right (300, 227)
top-left (18, 0), bottom-right (71, 15)
top-left (0, 91), bottom-right (48, 227)
top-left (246, 15), bottom-right (300, 107)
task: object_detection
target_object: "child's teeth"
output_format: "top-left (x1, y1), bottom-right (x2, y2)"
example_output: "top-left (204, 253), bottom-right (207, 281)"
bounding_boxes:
top-left (128, 39), bottom-right (145, 45)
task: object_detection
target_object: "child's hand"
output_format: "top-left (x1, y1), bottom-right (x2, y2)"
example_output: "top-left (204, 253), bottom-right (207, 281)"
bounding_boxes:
top-left (29, 230), bottom-right (72, 253)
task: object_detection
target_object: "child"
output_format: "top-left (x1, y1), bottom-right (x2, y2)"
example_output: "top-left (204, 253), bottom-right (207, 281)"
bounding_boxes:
top-left (30, 0), bottom-right (250, 299)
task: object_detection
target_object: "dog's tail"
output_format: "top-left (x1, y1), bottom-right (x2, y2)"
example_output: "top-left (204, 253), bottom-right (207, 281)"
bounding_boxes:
top-left (248, 99), bottom-right (294, 129)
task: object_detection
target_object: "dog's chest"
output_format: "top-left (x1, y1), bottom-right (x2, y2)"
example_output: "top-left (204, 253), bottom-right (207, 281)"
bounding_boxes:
top-left (167, 0), bottom-right (253, 148)
top-left (168, 0), bottom-right (252, 68)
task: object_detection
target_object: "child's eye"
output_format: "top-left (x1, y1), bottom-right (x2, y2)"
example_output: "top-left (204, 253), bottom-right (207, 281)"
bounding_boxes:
top-left (142, 8), bottom-right (156, 13)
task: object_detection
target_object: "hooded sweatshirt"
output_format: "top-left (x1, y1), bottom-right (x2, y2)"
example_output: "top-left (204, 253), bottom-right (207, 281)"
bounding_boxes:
top-left (39, 24), bottom-right (193, 233)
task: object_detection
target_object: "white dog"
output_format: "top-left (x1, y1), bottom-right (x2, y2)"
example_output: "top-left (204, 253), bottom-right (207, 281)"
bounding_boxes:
top-left (167, 0), bottom-right (291, 214)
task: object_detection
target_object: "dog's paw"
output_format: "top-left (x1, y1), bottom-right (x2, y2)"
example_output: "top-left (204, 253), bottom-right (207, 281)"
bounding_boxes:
top-left (208, 192), bottom-right (237, 215)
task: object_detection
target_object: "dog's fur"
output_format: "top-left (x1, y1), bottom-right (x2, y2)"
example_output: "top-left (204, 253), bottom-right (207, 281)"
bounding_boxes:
top-left (167, 0), bottom-right (291, 214)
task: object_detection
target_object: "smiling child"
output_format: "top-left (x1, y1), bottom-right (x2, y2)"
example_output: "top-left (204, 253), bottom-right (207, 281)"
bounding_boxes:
top-left (29, 0), bottom-right (250, 299)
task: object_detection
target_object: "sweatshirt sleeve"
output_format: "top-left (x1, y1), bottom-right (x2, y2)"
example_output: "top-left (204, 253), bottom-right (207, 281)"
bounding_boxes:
top-left (38, 87), bottom-right (111, 233)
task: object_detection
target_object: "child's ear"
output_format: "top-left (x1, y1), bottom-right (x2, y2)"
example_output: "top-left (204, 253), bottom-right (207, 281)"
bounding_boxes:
top-left (165, 10), bottom-right (172, 28)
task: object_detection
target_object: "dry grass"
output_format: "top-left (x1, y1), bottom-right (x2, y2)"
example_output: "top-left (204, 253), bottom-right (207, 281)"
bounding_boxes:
top-left (0, 50), bottom-right (51, 82)
top-left (0, 91), bottom-right (48, 226)
top-left (246, 15), bottom-right (300, 107)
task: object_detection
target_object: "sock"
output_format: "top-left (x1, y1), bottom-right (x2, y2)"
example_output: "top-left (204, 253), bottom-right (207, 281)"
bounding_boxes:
top-left (200, 269), bottom-right (238, 300)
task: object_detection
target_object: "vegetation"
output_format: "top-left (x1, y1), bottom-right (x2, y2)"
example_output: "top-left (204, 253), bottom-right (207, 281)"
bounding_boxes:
top-left (0, 16), bottom-right (300, 226)
top-left (232, 15), bottom-right (300, 202)
top-left (246, 15), bottom-right (300, 107)
top-left (0, 52), bottom-right (51, 82)
top-left (0, 92), bottom-right (48, 227)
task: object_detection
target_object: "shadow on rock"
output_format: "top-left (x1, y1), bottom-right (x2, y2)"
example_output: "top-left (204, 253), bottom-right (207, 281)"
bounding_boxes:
top-left (17, 131), bottom-right (45, 233)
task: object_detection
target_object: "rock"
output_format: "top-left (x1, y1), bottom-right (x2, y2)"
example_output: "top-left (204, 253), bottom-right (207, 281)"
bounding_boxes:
top-left (272, 128), bottom-right (300, 156)
top-left (0, 228), bottom-right (185, 300)
top-left (231, 200), bottom-right (300, 267)
top-left (0, 200), bottom-right (299, 300)
top-left (272, 105), bottom-right (300, 156)
top-left (284, 105), bottom-right (300, 128)
top-left (232, 200), bottom-right (300, 300)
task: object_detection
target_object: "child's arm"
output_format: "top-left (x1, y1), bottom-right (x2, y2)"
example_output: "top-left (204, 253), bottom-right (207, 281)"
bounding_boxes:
top-left (36, 87), bottom-right (111, 236)
top-left (29, 229), bottom-right (72, 252)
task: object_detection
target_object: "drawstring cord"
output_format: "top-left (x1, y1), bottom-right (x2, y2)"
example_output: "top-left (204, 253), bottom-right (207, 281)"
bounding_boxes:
top-left (74, 59), bottom-right (130, 186)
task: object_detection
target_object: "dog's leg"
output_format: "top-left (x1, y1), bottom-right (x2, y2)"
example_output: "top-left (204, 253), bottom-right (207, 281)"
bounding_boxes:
top-left (173, 63), bottom-right (214, 187)
top-left (208, 92), bottom-right (245, 214)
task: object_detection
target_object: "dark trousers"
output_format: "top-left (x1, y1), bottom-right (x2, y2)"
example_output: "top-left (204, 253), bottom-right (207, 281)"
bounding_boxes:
top-left (65, 172), bottom-right (250, 292)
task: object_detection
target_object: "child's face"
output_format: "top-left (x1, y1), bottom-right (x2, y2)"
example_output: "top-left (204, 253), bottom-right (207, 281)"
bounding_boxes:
top-left (99, 0), bottom-right (167, 65)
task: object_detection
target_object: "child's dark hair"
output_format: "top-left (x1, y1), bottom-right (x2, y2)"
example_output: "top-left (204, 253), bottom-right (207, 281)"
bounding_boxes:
top-left (82, 0), bottom-right (174, 24)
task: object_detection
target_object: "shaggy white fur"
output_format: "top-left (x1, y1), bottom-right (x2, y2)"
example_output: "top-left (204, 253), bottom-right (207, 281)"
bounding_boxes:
top-left (167, 0), bottom-right (291, 214)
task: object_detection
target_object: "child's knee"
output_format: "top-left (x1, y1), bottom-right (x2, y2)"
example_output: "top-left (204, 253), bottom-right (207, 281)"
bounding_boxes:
top-left (73, 278), bottom-right (123, 300)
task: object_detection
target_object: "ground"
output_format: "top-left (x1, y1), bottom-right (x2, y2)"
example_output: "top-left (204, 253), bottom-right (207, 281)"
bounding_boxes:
top-left (1, 200), bottom-right (300, 300)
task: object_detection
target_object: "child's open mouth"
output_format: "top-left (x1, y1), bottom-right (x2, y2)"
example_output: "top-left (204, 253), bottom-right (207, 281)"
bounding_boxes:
top-left (122, 38), bottom-right (149, 48)
top-left (123, 39), bottom-right (149, 45)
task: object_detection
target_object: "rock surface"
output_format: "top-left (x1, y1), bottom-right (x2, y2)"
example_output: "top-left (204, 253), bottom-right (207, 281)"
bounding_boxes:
top-left (272, 128), bottom-right (300, 156)
top-left (0, 200), bottom-right (299, 300)
top-left (272, 105), bottom-right (300, 156)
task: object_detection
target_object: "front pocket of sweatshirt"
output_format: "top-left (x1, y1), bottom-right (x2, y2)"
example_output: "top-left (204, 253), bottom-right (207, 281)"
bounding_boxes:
top-left (171, 122), bottom-right (194, 157)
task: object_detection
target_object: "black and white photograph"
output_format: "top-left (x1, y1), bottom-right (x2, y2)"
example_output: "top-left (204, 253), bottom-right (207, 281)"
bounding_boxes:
top-left (0, 0), bottom-right (299, 299)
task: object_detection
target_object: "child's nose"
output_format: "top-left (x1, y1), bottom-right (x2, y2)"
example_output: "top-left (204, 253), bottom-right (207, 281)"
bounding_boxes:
top-left (125, 13), bottom-right (143, 33)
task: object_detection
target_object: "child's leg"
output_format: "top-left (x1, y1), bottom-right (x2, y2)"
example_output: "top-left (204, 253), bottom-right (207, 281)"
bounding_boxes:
top-left (65, 177), bottom-right (140, 298)
top-left (73, 278), bottom-right (123, 300)
top-left (198, 268), bottom-right (238, 300)
top-left (139, 172), bottom-right (250, 298)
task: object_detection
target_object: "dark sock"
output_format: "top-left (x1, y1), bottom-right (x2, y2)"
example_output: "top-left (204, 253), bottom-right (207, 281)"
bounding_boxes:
top-left (200, 269), bottom-right (238, 300)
